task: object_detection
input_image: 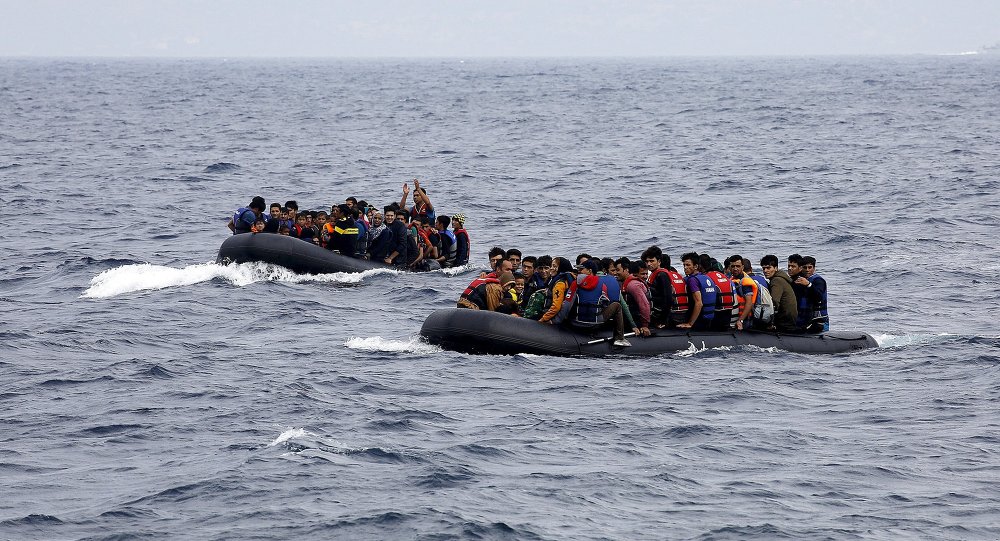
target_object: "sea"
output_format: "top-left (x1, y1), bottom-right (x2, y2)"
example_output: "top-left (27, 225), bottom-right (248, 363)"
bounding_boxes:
top-left (1, 56), bottom-right (999, 540)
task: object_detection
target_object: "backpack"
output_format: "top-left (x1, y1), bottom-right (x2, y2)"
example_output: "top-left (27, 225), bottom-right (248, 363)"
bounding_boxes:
top-left (752, 283), bottom-right (775, 326)
top-left (522, 289), bottom-right (548, 320)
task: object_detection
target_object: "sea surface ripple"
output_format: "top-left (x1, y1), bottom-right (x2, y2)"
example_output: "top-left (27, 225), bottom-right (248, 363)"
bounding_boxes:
top-left (1, 56), bottom-right (999, 540)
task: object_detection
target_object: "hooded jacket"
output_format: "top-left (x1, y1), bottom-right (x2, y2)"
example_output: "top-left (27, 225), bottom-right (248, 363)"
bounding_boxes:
top-left (768, 270), bottom-right (799, 332)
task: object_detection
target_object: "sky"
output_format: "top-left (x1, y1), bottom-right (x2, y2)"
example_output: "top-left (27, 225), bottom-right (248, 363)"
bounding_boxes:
top-left (2, 0), bottom-right (999, 57)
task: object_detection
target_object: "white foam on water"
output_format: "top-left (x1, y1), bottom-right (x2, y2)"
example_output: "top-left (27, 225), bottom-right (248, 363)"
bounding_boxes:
top-left (872, 332), bottom-right (957, 349)
top-left (269, 427), bottom-right (315, 447)
top-left (343, 335), bottom-right (442, 354)
top-left (438, 263), bottom-right (478, 277)
top-left (81, 261), bottom-right (399, 299)
top-left (673, 341), bottom-right (735, 358)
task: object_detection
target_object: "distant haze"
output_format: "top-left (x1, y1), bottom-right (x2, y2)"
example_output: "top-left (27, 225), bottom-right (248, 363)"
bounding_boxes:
top-left (2, 0), bottom-right (999, 57)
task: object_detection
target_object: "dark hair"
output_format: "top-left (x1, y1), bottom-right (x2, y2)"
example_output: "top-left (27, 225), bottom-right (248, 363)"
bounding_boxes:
top-left (661, 254), bottom-right (672, 269)
top-left (698, 254), bottom-right (712, 272)
top-left (681, 252), bottom-right (700, 265)
top-left (357, 199), bottom-right (369, 210)
top-left (269, 202), bottom-right (281, 210)
top-left (522, 255), bottom-right (537, 266)
top-left (505, 248), bottom-right (522, 259)
top-left (575, 253), bottom-right (591, 265)
top-left (352, 207), bottom-right (363, 219)
top-left (419, 215), bottom-right (431, 225)
top-left (600, 257), bottom-right (614, 274)
top-left (437, 215), bottom-right (451, 228)
top-left (788, 253), bottom-right (804, 265)
top-left (346, 197), bottom-right (357, 204)
top-left (742, 257), bottom-right (754, 272)
top-left (251, 195), bottom-right (265, 206)
top-left (317, 211), bottom-right (328, 218)
top-left (803, 255), bottom-right (817, 266)
top-left (761, 254), bottom-right (779, 268)
top-left (553, 257), bottom-right (574, 275)
top-left (397, 208), bottom-right (410, 220)
top-left (489, 247), bottom-right (505, 259)
top-left (249, 200), bottom-right (265, 211)
top-left (284, 200), bottom-right (298, 210)
top-left (615, 256), bottom-right (631, 269)
top-left (536, 255), bottom-right (552, 268)
top-left (628, 260), bottom-right (644, 274)
top-left (643, 245), bottom-right (662, 259)
top-left (336, 204), bottom-right (351, 215)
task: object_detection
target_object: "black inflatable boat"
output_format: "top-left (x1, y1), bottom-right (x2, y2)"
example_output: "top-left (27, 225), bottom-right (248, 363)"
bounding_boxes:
top-left (217, 233), bottom-right (439, 274)
top-left (420, 308), bottom-right (878, 356)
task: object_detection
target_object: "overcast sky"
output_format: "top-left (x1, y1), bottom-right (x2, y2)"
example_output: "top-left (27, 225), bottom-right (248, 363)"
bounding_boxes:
top-left (2, 0), bottom-right (999, 57)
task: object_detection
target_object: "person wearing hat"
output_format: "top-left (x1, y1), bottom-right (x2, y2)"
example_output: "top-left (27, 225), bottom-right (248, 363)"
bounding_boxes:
top-left (496, 271), bottom-right (520, 315)
top-left (452, 213), bottom-right (470, 267)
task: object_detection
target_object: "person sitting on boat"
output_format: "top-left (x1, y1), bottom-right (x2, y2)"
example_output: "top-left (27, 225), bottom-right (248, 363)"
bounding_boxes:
top-left (701, 254), bottom-right (738, 331)
top-left (399, 179), bottom-right (436, 223)
top-left (726, 255), bottom-right (761, 331)
top-left (227, 196), bottom-right (265, 234)
top-left (760, 254), bottom-right (800, 333)
top-left (397, 209), bottom-right (425, 269)
top-left (383, 207), bottom-right (409, 267)
top-left (742, 258), bottom-right (771, 295)
top-left (566, 260), bottom-right (631, 346)
top-left (451, 213), bottom-right (470, 267)
top-left (497, 272), bottom-right (520, 315)
top-left (418, 216), bottom-right (440, 262)
top-left (262, 202), bottom-right (282, 233)
top-left (484, 247), bottom-right (505, 276)
top-left (620, 259), bottom-right (651, 337)
top-left (513, 274), bottom-right (526, 308)
top-left (277, 224), bottom-right (290, 236)
top-left (537, 257), bottom-right (577, 325)
top-left (506, 249), bottom-right (522, 274)
top-left (676, 252), bottom-right (717, 331)
top-left (798, 255), bottom-right (829, 332)
top-left (457, 273), bottom-right (504, 311)
top-left (313, 211), bottom-right (329, 247)
top-left (434, 215), bottom-right (458, 268)
top-left (250, 219), bottom-right (266, 233)
top-left (353, 207), bottom-right (368, 256)
top-left (327, 204), bottom-right (358, 257)
top-left (520, 256), bottom-right (540, 302)
top-left (284, 201), bottom-right (299, 228)
top-left (290, 213), bottom-right (314, 243)
top-left (366, 211), bottom-right (392, 261)
top-left (641, 246), bottom-right (673, 329)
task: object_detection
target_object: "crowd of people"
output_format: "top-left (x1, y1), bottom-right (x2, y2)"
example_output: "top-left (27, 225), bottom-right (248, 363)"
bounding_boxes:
top-left (457, 246), bottom-right (830, 347)
top-left (226, 180), bottom-right (471, 270)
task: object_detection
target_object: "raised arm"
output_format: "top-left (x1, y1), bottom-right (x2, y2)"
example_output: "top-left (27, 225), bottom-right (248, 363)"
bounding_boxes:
top-left (399, 183), bottom-right (410, 210)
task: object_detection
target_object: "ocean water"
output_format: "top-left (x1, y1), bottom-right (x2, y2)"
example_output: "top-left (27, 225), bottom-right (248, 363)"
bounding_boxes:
top-left (2, 56), bottom-right (999, 540)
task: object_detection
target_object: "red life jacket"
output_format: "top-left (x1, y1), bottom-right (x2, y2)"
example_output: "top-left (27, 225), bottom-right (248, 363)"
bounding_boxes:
top-left (461, 276), bottom-right (499, 309)
top-left (666, 270), bottom-right (690, 313)
top-left (706, 270), bottom-right (737, 311)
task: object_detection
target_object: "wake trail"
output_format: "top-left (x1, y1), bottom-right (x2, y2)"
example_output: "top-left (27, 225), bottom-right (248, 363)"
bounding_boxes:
top-left (81, 261), bottom-right (399, 299)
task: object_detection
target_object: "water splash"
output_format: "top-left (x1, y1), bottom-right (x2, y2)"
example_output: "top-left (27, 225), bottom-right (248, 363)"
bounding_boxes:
top-left (269, 427), bottom-right (315, 447)
top-left (872, 333), bottom-right (958, 349)
top-left (344, 336), bottom-right (442, 354)
top-left (81, 261), bottom-right (399, 299)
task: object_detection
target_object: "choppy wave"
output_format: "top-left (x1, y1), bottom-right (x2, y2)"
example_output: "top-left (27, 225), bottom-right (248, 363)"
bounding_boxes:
top-left (81, 262), bottom-right (399, 299)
